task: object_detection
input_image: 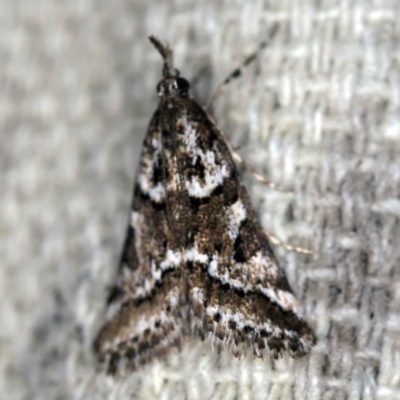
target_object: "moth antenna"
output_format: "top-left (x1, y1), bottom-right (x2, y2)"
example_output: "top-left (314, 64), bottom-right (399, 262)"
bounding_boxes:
top-left (207, 23), bottom-right (279, 111)
top-left (149, 35), bottom-right (180, 78)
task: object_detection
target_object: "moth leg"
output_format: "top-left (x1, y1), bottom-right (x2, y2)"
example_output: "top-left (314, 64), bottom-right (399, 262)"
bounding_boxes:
top-left (208, 117), bottom-right (312, 254)
top-left (263, 229), bottom-right (313, 255)
top-left (225, 140), bottom-right (288, 192)
top-left (206, 23), bottom-right (279, 113)
top-left (203, 107), bottom-right (288, 193)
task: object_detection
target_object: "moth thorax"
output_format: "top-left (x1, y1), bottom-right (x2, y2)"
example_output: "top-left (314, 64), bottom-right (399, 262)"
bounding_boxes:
top-left (156, 77), bottom-right (190, 98)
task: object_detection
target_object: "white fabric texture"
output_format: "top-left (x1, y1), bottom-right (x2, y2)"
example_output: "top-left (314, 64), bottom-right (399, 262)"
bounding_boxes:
top-left (1, 1), bottom-right (399, 399)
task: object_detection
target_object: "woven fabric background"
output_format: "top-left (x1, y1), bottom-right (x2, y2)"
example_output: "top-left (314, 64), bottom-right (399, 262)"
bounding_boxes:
top-left (2, 1), bottom-right (400, 399)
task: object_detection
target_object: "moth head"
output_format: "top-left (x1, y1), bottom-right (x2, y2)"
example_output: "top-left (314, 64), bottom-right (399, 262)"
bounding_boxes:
top-left (149, 36), bottom-right (191, 99)
top-left (156, 77), bottom-right (190, 98)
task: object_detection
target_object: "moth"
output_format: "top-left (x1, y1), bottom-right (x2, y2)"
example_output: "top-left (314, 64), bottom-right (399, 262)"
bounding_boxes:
top-left (94, 36), bottom-right (316, 374)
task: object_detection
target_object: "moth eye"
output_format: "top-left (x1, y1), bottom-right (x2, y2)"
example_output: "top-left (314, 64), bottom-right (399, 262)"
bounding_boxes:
top-left (176, 77), bottom-right (190, 97)
top-left (156, 81), bottom-right (164, 95)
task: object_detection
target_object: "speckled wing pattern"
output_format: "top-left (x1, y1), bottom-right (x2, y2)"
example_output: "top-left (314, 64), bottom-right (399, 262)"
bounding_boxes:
top-left (94, 37), bottom-right (316, 374)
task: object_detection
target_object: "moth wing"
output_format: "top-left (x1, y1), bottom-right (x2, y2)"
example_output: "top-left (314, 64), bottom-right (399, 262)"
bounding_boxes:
top-left (174, 100), bottom-right (316, 358)
top-left (94, 108), bottom-right (188, 373)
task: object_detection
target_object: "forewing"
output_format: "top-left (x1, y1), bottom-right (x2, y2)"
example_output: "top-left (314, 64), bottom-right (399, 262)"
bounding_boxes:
top-left (171, 99), bottom-right (316, 358)
top-left (94, 108), bottom-right (188, 373)
top-left (95, 95), bottom-right (315, 373)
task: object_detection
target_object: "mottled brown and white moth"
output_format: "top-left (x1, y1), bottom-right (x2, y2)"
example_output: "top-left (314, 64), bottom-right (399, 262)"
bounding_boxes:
top-left (94, 36), bottom-right (316, 374)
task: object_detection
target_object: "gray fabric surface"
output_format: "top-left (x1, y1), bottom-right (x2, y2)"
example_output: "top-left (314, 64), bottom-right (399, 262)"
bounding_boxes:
top-left (2, 1), bottom-right (400, 399)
